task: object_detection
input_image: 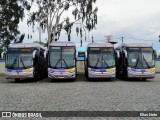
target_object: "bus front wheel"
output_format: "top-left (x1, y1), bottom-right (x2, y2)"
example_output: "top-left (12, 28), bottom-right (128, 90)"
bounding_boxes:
top-left (142, 78), bottom-right (147, 81)
top-left (15, 78), bottom-right (20, 82)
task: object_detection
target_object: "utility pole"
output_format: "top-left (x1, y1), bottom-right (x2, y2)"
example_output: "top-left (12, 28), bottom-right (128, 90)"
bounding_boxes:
top-left (159, 35), bottom-right (160, 42)
top-left (122, 37), bottom-right (124, 43)
top-left (92, 35), bottom-right (94, 43)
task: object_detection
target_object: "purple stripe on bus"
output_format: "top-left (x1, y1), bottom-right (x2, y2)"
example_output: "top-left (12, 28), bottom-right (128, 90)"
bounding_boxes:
top-left (131, 68), bottom-right (136, 71)
top-left (7, 69), bottom-right (22, 72)
top-left (7, 69), bottom-right (12, 72)
top-left (91, 68), bottom-right (106, 72)
top-left (131, 68), bottom-right (146, 72)
top-left (57, 69), bottom-right (66, 72)
top-left (15, 70), bottom-right (23, 72)
top-left (100, 69), bottom-right (107, 72)
top-left (49, 68), bottom-right (66, 72)
top-left (141, 69), bottom-right (146, 72)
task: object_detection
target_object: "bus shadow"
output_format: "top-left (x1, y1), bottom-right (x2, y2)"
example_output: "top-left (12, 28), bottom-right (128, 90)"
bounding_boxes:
top-left (76, 73), bottom-right (116, 82)
top-left (49, 73), bottom-right (90, 82)
top-left (87, 78), bottom-right (116, 82)
top-left (8, 78), bottom-right (45, 83)
top-left (45, 76), bottom-right (117, 83)
top-left (117, 78), bottom-right (152, 82)
top-left (76, 73), bottom-right (87, 82)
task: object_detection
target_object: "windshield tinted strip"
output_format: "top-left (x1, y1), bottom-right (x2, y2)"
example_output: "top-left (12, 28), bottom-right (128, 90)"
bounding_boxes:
top-left (6, 68), bottom-right (33, 72)
top-left (91, 68), bottom-right (115, 72)
top-left (129, 68), bottom-right (153, 72)
top-left (91, 68), bottom-right (107, 72)
top-left (48, 68), bottom-right (74, 72)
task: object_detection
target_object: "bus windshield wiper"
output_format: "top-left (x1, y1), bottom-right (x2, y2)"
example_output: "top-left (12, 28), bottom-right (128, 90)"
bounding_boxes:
top-left (54, 59), bottom-right (61, 68)
top-left (102, 56), bottom-right (109, 68)
top-left (143, 55), bottom-right (150, 68)
top-left (134, 56), bottom-right (139, 68)
top-left (95, 58), bottom-right (100, 67)
top-left (54, 59), bottom-right (69, 68)
top-left (62, 59), bottom-right (69, 68)
top-left (10, 57), bottom-right (17, 69)
top-left (20, 57), bottom-right (26, 69)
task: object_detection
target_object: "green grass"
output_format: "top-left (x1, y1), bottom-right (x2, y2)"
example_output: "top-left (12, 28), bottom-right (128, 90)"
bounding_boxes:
top-left (77, 72), bottom-right (85, 74)
top-left (0, 73), bottom-right (5, 76)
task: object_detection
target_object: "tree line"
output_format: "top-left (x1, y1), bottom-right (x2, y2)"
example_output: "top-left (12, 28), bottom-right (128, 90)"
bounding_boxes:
top-left (0, 0), bottom-right (98, 48)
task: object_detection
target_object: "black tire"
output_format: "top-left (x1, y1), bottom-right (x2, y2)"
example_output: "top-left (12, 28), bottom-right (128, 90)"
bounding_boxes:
top-left (15, 78), bottom-right (20, 83)
top-left (142, 78), bottom-right (147, 81)
top-left (70, 78), bottom-right (76, 82)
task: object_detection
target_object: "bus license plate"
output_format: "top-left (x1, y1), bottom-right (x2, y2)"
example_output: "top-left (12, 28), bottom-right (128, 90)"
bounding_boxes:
top-left (100, 75), bottom-right (105, 78)
top-left (140, 75), bottom-right (144, 77)
top-left (16, 75), bottom-right (20, 78)
top-left (59, 77), bottom-right (64, 78)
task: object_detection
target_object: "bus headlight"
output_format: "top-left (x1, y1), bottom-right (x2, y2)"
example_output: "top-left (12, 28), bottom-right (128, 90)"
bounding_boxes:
top-left (108, 68), bottom-right (115, 72)
top-left (23, 68), bottom-right (33, 72)
top-left (146, 68), bottom-right (155, 72)
top-left (66, 68), bottom-right (74, 73)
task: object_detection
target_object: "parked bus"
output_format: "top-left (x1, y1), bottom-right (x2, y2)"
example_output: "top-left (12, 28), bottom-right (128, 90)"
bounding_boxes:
top-left (115, 43), bottom-right (155, 80)
top-left (1, 43), bottom-right (48, 82)
top-left (154, 49), bottom-right (160, 60)
top-left (85, 43), bottom-right (119, 79)
top-left (48, 41), bottom-right (77, 80)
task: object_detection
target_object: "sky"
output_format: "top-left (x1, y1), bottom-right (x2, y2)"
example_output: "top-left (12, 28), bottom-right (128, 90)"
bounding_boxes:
top-left (19, 0), bottom-right (160, 52)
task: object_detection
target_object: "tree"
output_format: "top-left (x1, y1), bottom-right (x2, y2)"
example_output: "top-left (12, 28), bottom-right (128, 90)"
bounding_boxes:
top-left (0, 0), bottom-right (30, 48)
top-left (28, 0), bottom-right (98, 46)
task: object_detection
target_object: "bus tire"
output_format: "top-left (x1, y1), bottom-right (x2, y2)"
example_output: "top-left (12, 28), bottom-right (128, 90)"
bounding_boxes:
top-left (15, 78), bottom-right (20, 82)
top-left (71, 78), bottom-right (76, 81)
top-left (142, 78), bottom-right (147, 81)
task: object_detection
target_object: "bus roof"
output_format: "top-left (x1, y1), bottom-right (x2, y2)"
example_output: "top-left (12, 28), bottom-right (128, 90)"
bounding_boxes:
top-left (49, 41), bottom-right (75, 47)
top-left (121, 43), bottom-right (152, 47)
top-left (8, 43), bottom-right (47, 50)
top-left (87, 43), bottom-right (114, 48)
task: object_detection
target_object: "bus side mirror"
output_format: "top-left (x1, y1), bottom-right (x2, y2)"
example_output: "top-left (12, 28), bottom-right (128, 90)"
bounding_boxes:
top-left (123, 50), bottom-right (127, 58)
top-left (33, 50), bottom-right (37, 58)
top-left (1, 51), bottom-right (6, 59)
top-left (44, 50), bottom-right (48, 58)
top-left (116, 50), bottom-right (120, 58)
top-left (153, 50), bottom-right (159, 58)
top-left (76, 51), bottom-right (78, 59)
top-left (85, 52), bottom-right (87, 59)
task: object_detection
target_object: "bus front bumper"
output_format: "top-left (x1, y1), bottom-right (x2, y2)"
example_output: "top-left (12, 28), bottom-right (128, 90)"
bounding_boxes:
top-left (48, 68), bottom-right (76, 79)
top-left (88, 67), bottom-right (116, 78)
top-left (127, 67), bottom-right (155, 78)
top-left (5, 68), bottom-right (34, 79)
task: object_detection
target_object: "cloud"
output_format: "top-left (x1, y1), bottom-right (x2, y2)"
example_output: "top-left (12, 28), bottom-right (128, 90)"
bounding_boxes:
top-left (92, 0), bottom-right (160, 43)
top-left (18, 0), bottom-right (160, 50)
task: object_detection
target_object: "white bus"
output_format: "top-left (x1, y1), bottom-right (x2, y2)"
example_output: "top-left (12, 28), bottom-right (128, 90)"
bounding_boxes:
top-left (115, 43), bottom-right (155, 80)
top-left (85, 43), bottom-right (118, 79)
top-left (2, 43), bottom-right (48, 82)
top-left (48, 41), bottom-right (77, 80)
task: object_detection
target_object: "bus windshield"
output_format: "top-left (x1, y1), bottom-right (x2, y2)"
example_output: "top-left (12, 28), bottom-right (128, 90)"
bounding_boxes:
top-left (49, 46), bottom-right (75, 68)
top-left (88, 47), bottom-right (115, 68)
top-left (127, 47), bottom-right (154, 68)
top-left (6, 48), bottom-right (33, 69)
